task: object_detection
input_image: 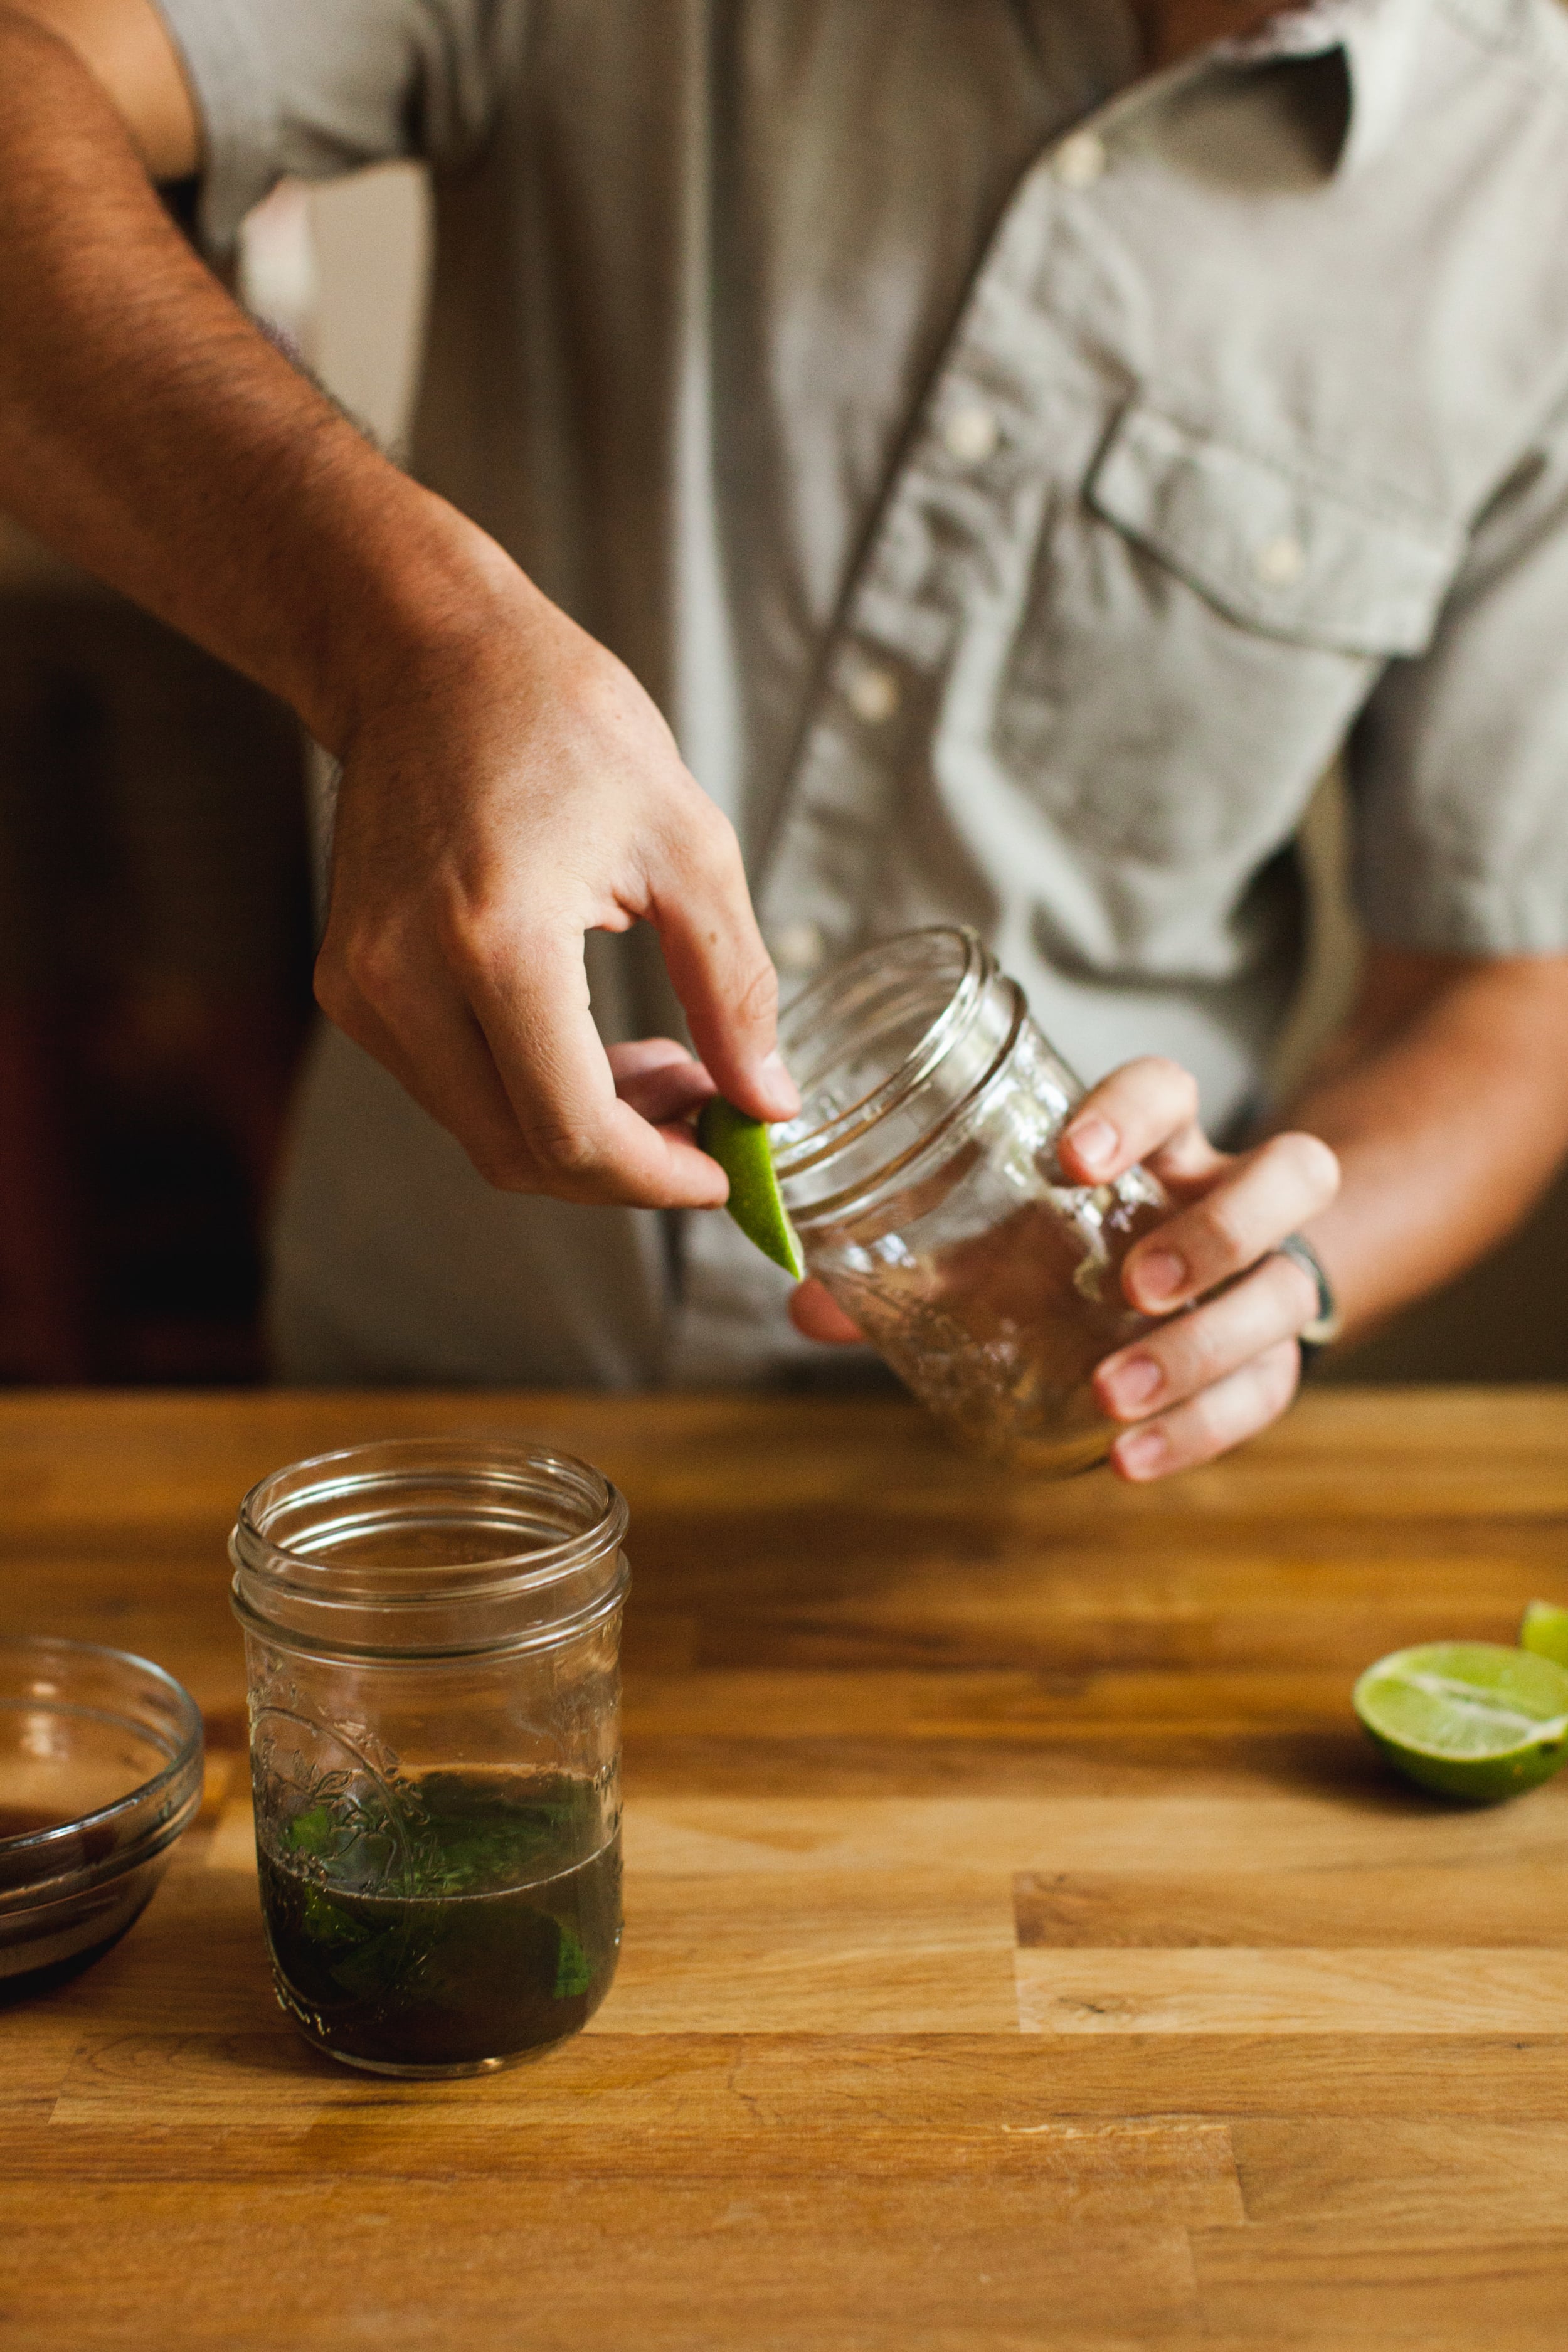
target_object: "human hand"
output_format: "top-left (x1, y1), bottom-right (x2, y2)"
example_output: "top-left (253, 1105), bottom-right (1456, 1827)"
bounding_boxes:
top-left (1059, 1057), bottom-right (1341, 1479)
top-left (790, 1056), bottom-right (1340, 1481)
top-left (314, 564), bottom-right (797, 1207)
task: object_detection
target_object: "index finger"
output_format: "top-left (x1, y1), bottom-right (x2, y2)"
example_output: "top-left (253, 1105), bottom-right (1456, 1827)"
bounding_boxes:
top-left (645, 793), bottom-right (801, 1123)
top-left (460, 919), bottom-right (729, 1207)
top-left (1059, 1057), bottom-right (1214, 1184)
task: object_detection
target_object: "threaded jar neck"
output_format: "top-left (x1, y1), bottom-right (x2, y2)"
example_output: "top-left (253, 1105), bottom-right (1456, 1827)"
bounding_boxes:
top-left (770, 927), bottom-right (1041, 1227)
top-left (230, 1439), bottom-right (630, 1662)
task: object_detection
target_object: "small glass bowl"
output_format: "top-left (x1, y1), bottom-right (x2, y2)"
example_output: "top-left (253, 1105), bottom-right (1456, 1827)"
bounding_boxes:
top-left (0, 1638), bottom-right (204, 2003)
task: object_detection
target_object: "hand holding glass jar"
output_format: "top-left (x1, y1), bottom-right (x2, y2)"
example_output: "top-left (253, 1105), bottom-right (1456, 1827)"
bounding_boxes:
top-left (775, 930), bottom-right (1340, 1481)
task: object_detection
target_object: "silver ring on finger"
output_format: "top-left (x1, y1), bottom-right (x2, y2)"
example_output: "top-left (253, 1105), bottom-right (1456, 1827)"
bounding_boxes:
top-left (1275, 1232), bottom-right (1341, 1360)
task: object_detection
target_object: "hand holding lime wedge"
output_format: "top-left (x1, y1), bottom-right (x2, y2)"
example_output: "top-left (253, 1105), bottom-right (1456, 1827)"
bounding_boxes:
top-left (696, 1097), bottom-right (805, 1279)
top-left (1353, 1641), bottom-right (1568, 1802)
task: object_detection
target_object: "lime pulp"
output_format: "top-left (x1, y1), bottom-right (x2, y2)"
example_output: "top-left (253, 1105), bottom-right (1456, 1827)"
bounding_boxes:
top-left (1353, 1641), bottom-right (1568, 1803)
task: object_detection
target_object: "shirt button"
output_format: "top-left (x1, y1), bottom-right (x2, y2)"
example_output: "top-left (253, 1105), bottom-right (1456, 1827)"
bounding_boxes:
top-left (943, 403), bottom-right (1000, 465)
top-left (1255, 532), bottom-right (1306, 586)
top-left (845, 664), bottom-right (901, 724)
top-left (772, 921), bottom-right (826, 976)
top-left (1054, 130), bottom-right (1108, 189)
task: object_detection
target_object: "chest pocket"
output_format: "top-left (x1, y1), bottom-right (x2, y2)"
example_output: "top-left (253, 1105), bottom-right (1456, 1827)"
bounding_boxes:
top-left (993, 400), bottom-right (1462, 867)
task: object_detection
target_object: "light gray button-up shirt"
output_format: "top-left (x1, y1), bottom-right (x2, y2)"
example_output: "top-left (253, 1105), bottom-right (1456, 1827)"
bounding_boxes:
top-left (157, 0), bottom-right (1568, 1386)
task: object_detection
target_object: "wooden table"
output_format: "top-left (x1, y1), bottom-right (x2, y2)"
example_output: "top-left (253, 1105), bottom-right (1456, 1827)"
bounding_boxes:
top-left (4, 1388), bottom-right (1568, 2349)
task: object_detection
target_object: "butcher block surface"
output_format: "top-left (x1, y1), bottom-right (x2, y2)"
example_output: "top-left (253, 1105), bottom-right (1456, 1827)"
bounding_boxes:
top-left (4, 1385), bottom-right (1568, 2349)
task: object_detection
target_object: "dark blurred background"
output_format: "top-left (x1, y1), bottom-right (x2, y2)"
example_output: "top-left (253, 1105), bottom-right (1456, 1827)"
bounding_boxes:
top-left (1, 166), bottom-right (1564, 1390)
top-left (0, 172), bottom-right (423, 1386)
top-left (0, 559), bottom-right (312, 1381)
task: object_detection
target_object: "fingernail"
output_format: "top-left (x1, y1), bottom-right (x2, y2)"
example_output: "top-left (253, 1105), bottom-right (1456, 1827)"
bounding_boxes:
top-left (758, 1050), bottom-right (801, 1118)
top-left (1106, 1353), bottom-right (1162, 1414)
top-left (1066, 1115), bottom-right (1117, 1173)
top-left (1116, 1427), bottom-right (1168, 1481)
top-left (1135, 1250), bottom-right (1185, 1305)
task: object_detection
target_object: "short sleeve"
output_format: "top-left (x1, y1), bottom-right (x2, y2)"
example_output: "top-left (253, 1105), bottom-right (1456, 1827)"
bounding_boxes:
top-left (1348, 383), bottom-right (1568, 957)
top-left (154, 0), bottom-right (528, 255)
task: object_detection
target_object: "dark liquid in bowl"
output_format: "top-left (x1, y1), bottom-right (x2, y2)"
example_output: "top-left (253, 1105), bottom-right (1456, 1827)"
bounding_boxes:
top-left (0, 1807), bottom-right (165, 2007)
top-left (259, 1768), bottom-right (620, 2071)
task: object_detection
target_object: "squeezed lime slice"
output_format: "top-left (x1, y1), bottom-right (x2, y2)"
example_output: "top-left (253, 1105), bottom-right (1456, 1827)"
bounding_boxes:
top-left (1353, 1641), bottom-right (1568, 1803)
top-left (1520, 1600), bottom-right (1568, 1669)
top-left (696, 1097), bottom-right (805, 1279)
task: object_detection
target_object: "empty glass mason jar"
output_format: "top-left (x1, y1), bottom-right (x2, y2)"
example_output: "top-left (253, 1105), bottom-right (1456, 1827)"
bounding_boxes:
top-left (230, 1438), bottom-right (628, 2077)
top-left (772, 927), bottom-right (1170, 1476)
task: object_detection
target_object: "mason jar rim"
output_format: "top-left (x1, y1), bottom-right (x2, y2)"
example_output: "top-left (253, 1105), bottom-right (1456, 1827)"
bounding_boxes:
top-left (771, 925), bottom-right (1027, 1227)
top-left (230, 1437), bottom-right (630, 1661)
top-left (771, 926), bottom-right (990, 1187)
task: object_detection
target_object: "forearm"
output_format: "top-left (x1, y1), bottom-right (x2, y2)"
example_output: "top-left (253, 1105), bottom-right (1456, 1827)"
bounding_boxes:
top-left (0, 12), bottom-right (794, 1207)
top-left (1280, 948), bottom-right (1568, 1339)
top-left (0, 11), bottom-right (508, 750)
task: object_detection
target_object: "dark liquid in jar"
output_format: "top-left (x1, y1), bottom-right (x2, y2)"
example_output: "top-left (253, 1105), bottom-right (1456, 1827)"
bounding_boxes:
top-left (258, 1767), bottom-right (620, 2072)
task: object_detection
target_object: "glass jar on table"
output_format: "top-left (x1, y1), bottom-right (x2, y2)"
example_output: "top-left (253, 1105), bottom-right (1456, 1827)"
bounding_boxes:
top-left (230, 1438), bottom-right (628, 2077)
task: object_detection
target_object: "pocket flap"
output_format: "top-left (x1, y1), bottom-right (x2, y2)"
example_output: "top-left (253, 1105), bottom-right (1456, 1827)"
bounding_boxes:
top-left (1089, 403), bottom-right (1460, 655)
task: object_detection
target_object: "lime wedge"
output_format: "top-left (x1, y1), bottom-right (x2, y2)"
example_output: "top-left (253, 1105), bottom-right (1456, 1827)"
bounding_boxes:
top-left (1353, 1641), bottom-right (1568, 1803)
top-left (1520, 1600), bottom-right (1568, 1668)
top-left (696, 1097), bottom-right (805, 1279)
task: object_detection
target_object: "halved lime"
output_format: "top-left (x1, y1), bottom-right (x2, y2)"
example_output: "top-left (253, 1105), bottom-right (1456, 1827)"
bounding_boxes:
top-left (696, 1097), bottom-right (805, 1279)
top-left (1520, 1600), bottom-right (1568, 1669)
top-left (1353, 1641), bottom-right (1568, 1803)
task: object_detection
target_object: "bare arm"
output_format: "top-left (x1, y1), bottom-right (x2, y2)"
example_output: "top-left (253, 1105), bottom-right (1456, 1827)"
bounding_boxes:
top-left (1272, 946), bottom-right (1568, 1329)
top-left (0, 1), bottom-right (797, 1203)
top-left (8, 0), bottom-right (198, 171)
top-left (0, 1), bottom-right (389, 740)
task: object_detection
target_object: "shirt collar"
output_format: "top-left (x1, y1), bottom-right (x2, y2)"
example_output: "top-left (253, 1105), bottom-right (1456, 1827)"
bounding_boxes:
top-left (1208, 0), bottom-right (1429, 172)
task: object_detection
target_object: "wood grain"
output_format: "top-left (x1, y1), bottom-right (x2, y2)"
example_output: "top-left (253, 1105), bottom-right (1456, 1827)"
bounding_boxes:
top-left (1, 2181), bottom-right (1204, 2351)
top-left (1016, 1946), bottom-right (1568, 2035)
top-left (1189, 2222), bottom-right (1568, 2344)
top-left (3, 1387), bottom-right (1568, 2347)
top-left (1231, 2119), bottom-right (1568, 2231)
top-left (1015, 1866), bottom-right (1568, 1947)
top-left (41, 2034), bottom-right (1244, 2218)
